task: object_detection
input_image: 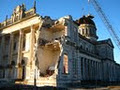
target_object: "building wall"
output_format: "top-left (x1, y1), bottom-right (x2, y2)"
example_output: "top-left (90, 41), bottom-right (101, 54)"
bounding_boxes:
top-left (57, 17), bottom-right (120, 85)
top-left (0, 12), bottom-right (41, 80)
top-left (0, 6), bottom-right (120, 87)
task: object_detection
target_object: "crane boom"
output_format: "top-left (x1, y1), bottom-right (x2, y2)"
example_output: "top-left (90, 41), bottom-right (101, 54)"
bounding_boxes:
top-left (89, 0), bottom-right (120, 49)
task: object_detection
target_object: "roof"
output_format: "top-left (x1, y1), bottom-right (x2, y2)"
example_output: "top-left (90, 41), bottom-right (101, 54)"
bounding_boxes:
top-left (76, 15), bottom-right (95, 26)
top-left (97, 38), bottom-right (114, 48)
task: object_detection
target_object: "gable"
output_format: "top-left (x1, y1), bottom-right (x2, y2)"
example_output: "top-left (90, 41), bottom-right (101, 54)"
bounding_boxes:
top-left (107, 38), bottom-right (114, 48)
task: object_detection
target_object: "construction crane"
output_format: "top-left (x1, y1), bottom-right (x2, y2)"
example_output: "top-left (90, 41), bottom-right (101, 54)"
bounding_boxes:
top-left (88, 0), bottom-right (120, 50)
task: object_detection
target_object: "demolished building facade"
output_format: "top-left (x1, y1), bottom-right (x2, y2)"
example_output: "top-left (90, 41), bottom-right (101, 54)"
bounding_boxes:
top-left (0, 3), bottom-right (120, 87)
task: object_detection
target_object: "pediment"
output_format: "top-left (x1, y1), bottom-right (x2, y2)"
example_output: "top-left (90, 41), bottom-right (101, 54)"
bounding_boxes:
top-left (107, 38), bottom-right (114, 48)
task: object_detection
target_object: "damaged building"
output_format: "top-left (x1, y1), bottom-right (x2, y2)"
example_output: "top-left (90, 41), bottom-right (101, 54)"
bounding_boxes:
top-left (0, 3), bottom-right (120, 87)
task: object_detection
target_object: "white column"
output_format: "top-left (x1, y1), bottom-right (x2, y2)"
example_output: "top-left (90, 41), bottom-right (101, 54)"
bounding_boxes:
top-left (8, 33), bottom-right (14, 64)
top-left (28, 25), bottom-right (35, 79)
top-left (16, 30), bottom-right (23, 79)
top-left (8, 33), bottom-right (14, 79)
top-left (17, 30), bottom-right (23, 64)
top-left (30, 26), bottom-right (35, 68)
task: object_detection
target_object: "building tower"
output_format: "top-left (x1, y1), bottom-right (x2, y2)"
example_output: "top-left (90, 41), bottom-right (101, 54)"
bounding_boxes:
top-left (76, 14), bottom-right (98, 41)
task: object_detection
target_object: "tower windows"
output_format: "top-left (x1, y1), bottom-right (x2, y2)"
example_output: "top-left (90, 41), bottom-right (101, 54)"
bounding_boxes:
top-left (82, 29), bottom-right (84, 35)
top-left (86, 28), bottom-right (88, 35)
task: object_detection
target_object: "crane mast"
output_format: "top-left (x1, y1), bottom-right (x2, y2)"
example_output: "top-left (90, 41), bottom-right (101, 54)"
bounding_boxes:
top-left (89, 0), bottom-right (120, 49)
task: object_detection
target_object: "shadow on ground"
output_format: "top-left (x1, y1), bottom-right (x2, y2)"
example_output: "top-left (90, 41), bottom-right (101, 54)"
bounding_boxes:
top-left (0, 84), bottom-right (68, 90)
top-left (0, 83), bottom-right (120, 90)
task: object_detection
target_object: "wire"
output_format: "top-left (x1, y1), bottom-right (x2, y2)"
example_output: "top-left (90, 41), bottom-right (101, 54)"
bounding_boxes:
top-left (81, 0), bottom-right (85, 16)
top-left (88, 0), bottom-right (90, 14)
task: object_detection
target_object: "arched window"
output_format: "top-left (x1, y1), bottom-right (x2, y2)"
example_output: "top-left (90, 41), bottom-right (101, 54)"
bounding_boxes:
top-left (80, 44), bottom-right (83, 49)
top-left (63, 54), bottom-right (68, 74)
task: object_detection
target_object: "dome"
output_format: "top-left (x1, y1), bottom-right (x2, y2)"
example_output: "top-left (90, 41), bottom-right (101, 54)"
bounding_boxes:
top-left (76, 15), bottom-right (95, 26)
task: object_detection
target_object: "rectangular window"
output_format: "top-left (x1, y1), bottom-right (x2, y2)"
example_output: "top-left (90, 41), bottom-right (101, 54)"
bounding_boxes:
top-left (13, 34), bottom-right (19, 52)
top-left (63, 54), bottom-right (68, 74)
top-left (23, 35), bottom-right (26, 51)
top-left (25, 33), bottom-right (30, 51)
top-left (82, 29), bottom-right (84, 35)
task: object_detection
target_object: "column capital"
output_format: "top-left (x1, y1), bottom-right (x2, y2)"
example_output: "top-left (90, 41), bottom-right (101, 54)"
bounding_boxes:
top-left (10, 32), bottom-right (14, 37)
top-left (30, 25), bottom-right (36, 30)
top-left (19, 29), bottom-right (23, 35)
top-left (17, 29), bottom-right (23, 64)
top-left (30, 24), bottom-right (35, 68)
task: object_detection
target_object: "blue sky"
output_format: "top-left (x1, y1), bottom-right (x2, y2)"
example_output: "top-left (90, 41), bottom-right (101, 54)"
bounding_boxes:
top-left (0, 0), bottom-right (120, 63)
